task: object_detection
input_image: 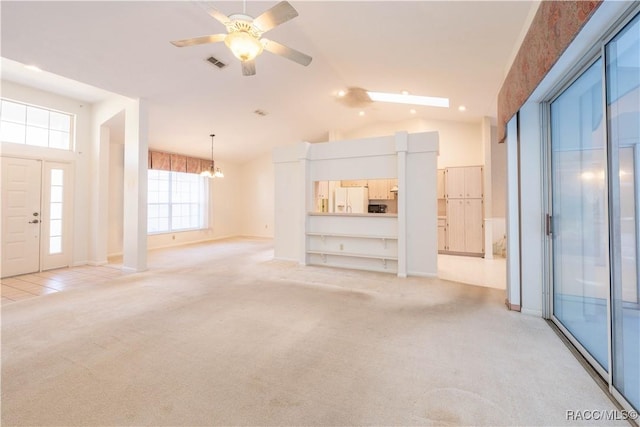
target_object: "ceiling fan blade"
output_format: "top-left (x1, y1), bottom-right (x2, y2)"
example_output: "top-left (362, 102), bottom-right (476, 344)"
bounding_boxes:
top-left (170, 34), bottom-right (227, 47)
top-left (242, 59), bottom-right (256, 76)
top-left (262, 39), bottom-right (312, 66)
top-left (206, 7), bottom-right (232, 26)
top-left (252, 1), bottom-right (298, 33)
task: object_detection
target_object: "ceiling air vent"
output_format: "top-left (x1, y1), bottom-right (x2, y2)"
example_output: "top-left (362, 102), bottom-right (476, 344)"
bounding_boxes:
top-left (206, 56), bottom-right (226, 69)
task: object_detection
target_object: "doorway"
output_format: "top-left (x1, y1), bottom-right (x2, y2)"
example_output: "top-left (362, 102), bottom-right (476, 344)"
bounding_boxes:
top-left (1, 157), bottom-right (73, 278)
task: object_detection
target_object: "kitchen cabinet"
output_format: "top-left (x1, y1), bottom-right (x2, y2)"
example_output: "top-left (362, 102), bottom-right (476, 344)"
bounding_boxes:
top-left (443, 166), bottom-right (484, 255)
top-left (316, 181), bottom-right (329, 199)
top-left (368, 179), bottom-right (389, 200)
top-left (341, 180), bottom-right (368, 188)
top-left (445, 166), bottom-right (483, 199)
top-left (437, 170), bottom-right (446, 199)
top-left (437, 217), bottom-right (446, 252)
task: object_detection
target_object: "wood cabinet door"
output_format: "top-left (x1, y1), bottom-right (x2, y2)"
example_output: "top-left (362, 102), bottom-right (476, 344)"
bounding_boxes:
top-left (464, 198), bottom-right (484, 253)
top-left (341, 180), bottom-right (367, 188)
top-left (437, 170), bottom-right (446, 199)
top-left (368, 179), bottom-right (383, 199)
top-left (438, 225), bottom-right (446, 251)
top-left (316, 181), bottom-right (329, 199)
top-left (445, 168), bottom-right (465, 199)
top-left (446, 199), bottom-right (466, 252)
top-left (464, 166), bottom-right (483, 198)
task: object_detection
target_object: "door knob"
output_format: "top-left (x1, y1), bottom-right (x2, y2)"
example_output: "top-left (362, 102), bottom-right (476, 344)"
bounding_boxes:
top-left (29, 219), bottom-right (39, 224)
top-left (33, 212), bottom-right (39, 216)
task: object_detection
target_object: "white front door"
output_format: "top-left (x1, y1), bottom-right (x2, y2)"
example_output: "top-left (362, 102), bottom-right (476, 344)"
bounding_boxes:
top-left (1, 157), bottom-right (42, 277)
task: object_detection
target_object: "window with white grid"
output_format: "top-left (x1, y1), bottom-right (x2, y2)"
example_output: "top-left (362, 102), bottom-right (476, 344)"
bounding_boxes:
top-left (0, 99), bottom-right (73, 150)
top-left (148, 169), bottom-right (207, 234)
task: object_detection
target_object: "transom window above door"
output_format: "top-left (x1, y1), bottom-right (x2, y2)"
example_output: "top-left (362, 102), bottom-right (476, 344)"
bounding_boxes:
top-left (0, 99), bottom-right (74, 150)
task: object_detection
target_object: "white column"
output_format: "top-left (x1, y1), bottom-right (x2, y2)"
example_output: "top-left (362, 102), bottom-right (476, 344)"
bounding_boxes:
top-left (482, 116), bottom-right (494, 259)
top-left (396, 132), bottom-right (408, 278)
top-left (89, 125), bottom-right (111, 265)
top-left (505, 115), bottom-right (521, 311)
top-left (298, 142), bottom-right (311, 265)
top-left (122, 99), bottom-right (148, 273)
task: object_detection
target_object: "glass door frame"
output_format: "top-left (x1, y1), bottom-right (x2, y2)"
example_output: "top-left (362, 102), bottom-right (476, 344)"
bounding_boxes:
top-left (543, 4), bottom-right (640, 414)
top-left (544, 51), bottom-right (612, 382)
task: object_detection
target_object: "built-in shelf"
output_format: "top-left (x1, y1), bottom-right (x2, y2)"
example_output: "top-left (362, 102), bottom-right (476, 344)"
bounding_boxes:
top-left (306, 232), bottom-right (397, 240)
top-left (308, 212), bottom-right (398, 218)
top-left (307, 250), bottom-right (398, 261)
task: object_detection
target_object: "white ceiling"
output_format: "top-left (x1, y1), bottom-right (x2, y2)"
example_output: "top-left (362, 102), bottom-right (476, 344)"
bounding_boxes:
top-left (0, 1), bottom-right (536, 163)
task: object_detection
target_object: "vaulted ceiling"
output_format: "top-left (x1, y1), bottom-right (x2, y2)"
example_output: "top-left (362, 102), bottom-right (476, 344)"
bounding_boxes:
top-left (0, 1), bottom-right (536, 163)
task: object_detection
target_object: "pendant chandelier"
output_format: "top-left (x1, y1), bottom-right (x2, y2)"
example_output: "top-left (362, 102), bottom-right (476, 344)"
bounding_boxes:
top-left (200, 133), bottom-right (224, 178)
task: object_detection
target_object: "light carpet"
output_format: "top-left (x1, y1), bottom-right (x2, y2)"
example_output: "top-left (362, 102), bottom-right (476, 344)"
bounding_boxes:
top-left (1, 238), bottom-right (625, 426)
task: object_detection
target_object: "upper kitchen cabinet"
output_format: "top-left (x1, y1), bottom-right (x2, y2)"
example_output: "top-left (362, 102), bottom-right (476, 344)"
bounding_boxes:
top-left (368, 179), bottom-right (390, 200)
top-left (464, 166), bottom-right (483, 198)
top-left (445, 166), bottom-right (483, 199)
top-left (341, 180), bottom-right (368, 188)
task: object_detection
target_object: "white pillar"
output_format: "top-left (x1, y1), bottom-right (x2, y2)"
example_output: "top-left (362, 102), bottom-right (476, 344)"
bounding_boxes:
top-left (396, 131), bottom-right (408, 278)
top-left (482, 116), bottom-right (494, 259)
top-left (298, 142), bottom-right (311, 265)
top-left (505, 115), bottom-right (521, 311)
top-left (89, 125), bottom-right (110, 265)
top-left (122, 99), bottom-right (148, 273)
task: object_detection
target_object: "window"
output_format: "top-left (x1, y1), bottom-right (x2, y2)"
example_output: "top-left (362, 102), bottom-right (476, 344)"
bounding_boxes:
top-left (0, 99), bottom-right (73, 150)
top-left (148, 169), bottom-right (207, 234)
top-left (49, 169), bottom-right (64, 254)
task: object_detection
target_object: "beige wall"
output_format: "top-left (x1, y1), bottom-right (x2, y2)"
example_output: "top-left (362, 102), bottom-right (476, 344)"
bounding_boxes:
top-left (239, 153), bottom-right (275, 238)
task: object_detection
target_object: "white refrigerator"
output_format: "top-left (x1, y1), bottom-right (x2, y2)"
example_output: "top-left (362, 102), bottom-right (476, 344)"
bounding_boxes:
top-left (334, 187), bottom-right (369, 214)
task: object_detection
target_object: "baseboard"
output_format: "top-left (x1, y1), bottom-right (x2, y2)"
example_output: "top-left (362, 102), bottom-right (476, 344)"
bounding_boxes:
top-left (121, 266), bottom-right (147, 274)
top-left (88, 260), bottom-right (108, 266)
top-left (72, 260), bottom-right (89, 267)
top-left (505, 298), bottom-right (521, 312)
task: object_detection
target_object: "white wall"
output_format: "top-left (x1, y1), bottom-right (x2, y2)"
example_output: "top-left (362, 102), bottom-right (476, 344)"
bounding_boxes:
top-left (239, 153), bottom-right (275, 238)
top-left (108, 142), bottom-right (124, 256)
top-left (0, 80), bottom-right (92, 266)
top-left (343, 117), bottom-right (483, 168)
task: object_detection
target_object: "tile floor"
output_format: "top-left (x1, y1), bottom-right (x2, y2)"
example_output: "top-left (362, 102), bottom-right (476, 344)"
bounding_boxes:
top-left (437, 253), bottom-right (507, 290)
top-left (1, 265), bottom-right (130, 305)
top-left (2, 250), bottom-right (507, 306)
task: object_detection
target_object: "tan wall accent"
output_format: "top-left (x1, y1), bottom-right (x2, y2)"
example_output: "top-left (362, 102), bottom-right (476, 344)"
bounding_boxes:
top-left (497, 0), bottom-right (602, 142)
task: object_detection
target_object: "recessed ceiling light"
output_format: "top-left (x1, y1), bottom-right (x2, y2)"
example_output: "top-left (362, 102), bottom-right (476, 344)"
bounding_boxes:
top-left (401, 90), bottom-right (409, 96)
top-left (358, 111), bottom-right (365, 116)
top-left (366, 91), bottom-right (449, 108)
top-left (458, 105), bottom-right (467, 112)
top-left (410, 109), bottom-right (416, 114)
top-left (337, 90), bottom-right (346, 97)
top-left (24, 65), bottom-right (42, 72)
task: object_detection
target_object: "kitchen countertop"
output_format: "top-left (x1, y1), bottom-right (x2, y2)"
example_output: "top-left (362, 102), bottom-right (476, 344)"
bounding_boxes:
top-left (309, 212), bottom-right (398, 218)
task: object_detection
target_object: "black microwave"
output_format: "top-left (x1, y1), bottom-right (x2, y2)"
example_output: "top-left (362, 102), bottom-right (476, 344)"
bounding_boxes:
top-left (368, 204), bottom-right (387, 213)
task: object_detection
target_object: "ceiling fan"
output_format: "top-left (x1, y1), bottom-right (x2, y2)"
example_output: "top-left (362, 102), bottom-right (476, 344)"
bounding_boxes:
top-left (171, 1), bottom-right (312, 76)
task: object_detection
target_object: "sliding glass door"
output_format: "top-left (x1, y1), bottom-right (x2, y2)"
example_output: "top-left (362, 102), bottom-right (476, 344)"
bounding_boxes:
top-left (550, 58), bottom-right (610, 374)
top-left (606, 13), bottom-right (639, 412)
top-left (549, 10), bottom-right (639, 412)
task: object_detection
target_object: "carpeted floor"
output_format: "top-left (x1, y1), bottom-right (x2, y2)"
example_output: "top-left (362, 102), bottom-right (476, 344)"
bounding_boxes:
top-left (1, 238), bottom-right (626, 426)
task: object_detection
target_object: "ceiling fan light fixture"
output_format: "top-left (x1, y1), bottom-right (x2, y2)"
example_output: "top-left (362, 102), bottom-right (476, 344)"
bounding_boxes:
top-left (366, 91), bottom-right (450, 108)
top-left (225, 31), bottom-right (264, 62)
